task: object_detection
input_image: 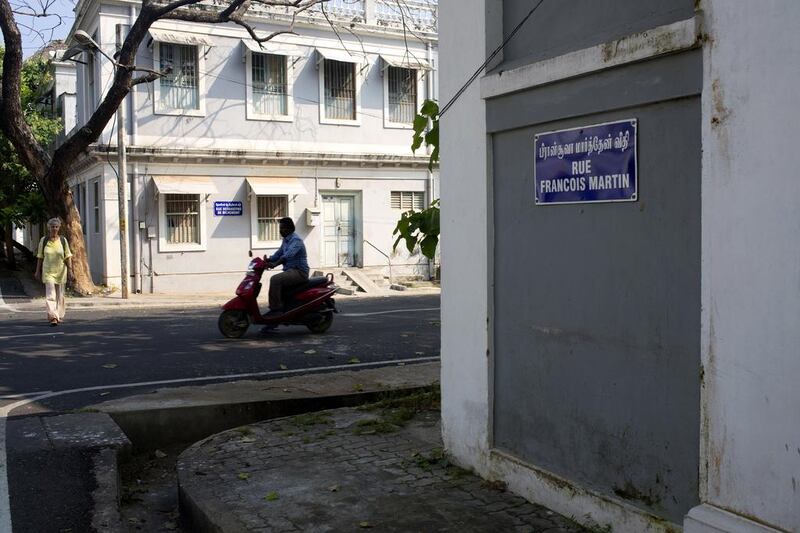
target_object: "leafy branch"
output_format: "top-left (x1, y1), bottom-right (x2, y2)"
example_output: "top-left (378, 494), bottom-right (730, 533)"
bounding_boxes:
top-left (393, 99), bottom-right (439, 260)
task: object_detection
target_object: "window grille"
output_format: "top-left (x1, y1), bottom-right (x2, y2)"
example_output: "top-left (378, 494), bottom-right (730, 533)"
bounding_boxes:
top-left (391, 191), bottom-right (424, 210)
top-left (388, 67), bottom-right (417, 124)
top-left (324, 59), bottom-right (356, 120)
top-left (257, 196), bottom-right (288, 241)
top-left (252, 53), bottom-right (288, 115)
top-left (159, 43), bottom-right (199, 110)
top-left (165, 194), bottom-right (200, 244)
top-left (92, 181), bottom-right (100, 233)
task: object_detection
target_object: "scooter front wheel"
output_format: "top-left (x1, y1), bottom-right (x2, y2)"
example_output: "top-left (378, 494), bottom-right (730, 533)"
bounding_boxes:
top-left (218, 310), bottom-right (249, 338)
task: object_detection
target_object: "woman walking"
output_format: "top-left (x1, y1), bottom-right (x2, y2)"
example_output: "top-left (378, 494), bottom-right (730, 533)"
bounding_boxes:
top-left (35, 218), bottom-right (72, 326)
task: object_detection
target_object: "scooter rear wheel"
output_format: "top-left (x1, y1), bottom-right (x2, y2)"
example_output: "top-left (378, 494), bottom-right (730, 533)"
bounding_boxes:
top-left (306, 312), bottom-right (334, 334)
top-left (218, 310), bottom-right (249, 338)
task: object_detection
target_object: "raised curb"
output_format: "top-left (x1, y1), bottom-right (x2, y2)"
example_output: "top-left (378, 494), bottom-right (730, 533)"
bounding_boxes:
top-left (90, 362), bottom-right (440, 452)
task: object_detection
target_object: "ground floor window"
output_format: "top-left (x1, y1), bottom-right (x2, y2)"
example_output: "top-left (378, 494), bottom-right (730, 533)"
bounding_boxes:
top-left (391, 190), bottom-right (424, 210)
top-left (257, 195), bottom-right (288, 242)
top-left (165, 194), bottom-right (200, 244)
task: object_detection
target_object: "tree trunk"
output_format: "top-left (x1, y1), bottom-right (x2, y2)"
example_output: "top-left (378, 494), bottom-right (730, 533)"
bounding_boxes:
top-left (3, 223), bottom-right (15, 269)
top-left (42, 170), bottom-right (96, 295)
top-left (63, 191), bottom-right (96, 295)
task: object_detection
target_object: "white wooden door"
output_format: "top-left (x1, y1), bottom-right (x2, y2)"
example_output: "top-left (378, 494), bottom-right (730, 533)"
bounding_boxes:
top-left (322, 195), bottom-right (355, 267)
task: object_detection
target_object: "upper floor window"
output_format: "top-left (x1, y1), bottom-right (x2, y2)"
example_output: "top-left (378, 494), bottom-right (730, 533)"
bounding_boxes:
top-left (387, 66), bottom-right (417, 124)
top-left (253, 53), bottom-right (287, 115)
top-left (159, 43), bottom-right (199, 111)
top-left (381, 54), bottom-right (430, 128)
top-left (321, 58), bottom-right (361, 124)
top-left (152, 34), bottom-right (208, 117)
top-left (244, 42), bottom-right (296, 122)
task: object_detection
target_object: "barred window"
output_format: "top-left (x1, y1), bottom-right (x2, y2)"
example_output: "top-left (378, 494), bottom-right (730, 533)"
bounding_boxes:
top-left (387, 67), bottom-right (417, 124)
top-left (165, 194), bottom-right (200, 244)
top-left (391, 191), bottom-right (424, 210)
top-left (252, 53), bottom-right (288, 116)
top-left (92, 180), bottom-right (100, 233)
top-left (257, 196), bottom-right (288, 242)
top-left (159, 43), bottom-right (199, 110)
top-left (324, 59), bottom-right (356, 120)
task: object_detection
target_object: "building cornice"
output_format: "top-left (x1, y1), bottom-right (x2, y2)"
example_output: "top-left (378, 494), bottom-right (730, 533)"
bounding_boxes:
top-left (70, 144), bottom-right (436, 173)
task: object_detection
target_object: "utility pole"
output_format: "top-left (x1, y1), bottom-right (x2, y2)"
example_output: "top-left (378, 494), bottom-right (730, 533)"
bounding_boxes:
top-left (117, 99), bottom-right (129, 299)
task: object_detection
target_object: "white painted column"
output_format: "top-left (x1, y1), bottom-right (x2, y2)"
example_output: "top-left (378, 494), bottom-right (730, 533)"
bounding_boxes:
top-left (439, 0), bottom-right (492, 473)
top-left (686, 1), bottom-right (800, 532)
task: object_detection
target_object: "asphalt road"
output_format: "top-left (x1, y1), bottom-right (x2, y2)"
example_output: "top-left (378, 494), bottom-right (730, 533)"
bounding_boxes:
top-left (0, 294), bottom-right (440, 414)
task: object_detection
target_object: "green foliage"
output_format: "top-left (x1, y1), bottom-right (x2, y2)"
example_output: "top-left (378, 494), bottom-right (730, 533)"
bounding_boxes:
top-left (392, 198), bottom-right (439, 260)
top-left (395, 99), bottom-right (441, 260)
top-left (411, 99), bottom-right (439, 172)
top-left (0, 46), bottom-right (62, 232)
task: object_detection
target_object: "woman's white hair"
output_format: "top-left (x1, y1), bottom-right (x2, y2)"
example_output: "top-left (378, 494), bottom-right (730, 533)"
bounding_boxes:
top-left (47, 217), bottom-right (62, 227)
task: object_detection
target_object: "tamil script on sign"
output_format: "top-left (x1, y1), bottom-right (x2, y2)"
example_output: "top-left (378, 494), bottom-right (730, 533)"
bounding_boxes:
top-left (214, 201), bottom-right (243, 216)
top-left (534, 119), bottom-right (637, 205)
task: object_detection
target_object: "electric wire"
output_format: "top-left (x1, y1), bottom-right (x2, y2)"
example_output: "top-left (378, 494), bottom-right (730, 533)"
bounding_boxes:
top-left (438, 0), bottom-right (545, 118)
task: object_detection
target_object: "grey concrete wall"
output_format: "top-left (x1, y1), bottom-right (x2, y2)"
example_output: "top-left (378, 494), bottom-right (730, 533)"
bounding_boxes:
top-left (498, 0), bottom-right (695, 71)
top-left (488, 43), bottom-right (702, 523)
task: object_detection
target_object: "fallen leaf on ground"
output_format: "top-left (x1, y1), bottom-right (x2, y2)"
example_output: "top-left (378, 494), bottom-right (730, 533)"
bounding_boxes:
top-left (238, 473), bottom-right (250, 480)
top-left (240, 436), bottom-right (256, 443)
top-left (304, 349), bottom-right (317, 354)
top-left (264, 491), bottom-right (279, 501)
top-left (347, 357), bottom-right (360, 364)
top-left (328, 484), bottom-right (339, 492)
top-left (154, 449), bottom-right (167, 459)
top-left (359, 521), bottom-right (374, 528)
top-left (163, 521), bottom-right (177, 530)
top-left (101, 363), bottom-right (118, 369)
top-left (279, 364), bottom-right (288, 370)
top-left (99, 392), bottom-right (110, 397)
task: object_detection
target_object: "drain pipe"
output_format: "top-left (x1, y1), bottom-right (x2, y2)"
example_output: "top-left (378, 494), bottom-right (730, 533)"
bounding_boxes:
top-left (129, 4), bottom-right (142, 293)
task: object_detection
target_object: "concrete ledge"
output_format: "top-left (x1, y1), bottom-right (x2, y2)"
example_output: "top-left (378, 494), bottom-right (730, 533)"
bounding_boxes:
top-left (480, 16), bottom-right (702, 99)
top-left (684, 504), bottom-right (785, 533)
top-left (91, 362), bottom-right (440, 452)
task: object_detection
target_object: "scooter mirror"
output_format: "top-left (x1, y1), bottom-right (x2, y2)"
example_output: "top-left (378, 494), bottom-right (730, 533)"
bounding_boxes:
top-left (248, 250), bottom-right (253, 257)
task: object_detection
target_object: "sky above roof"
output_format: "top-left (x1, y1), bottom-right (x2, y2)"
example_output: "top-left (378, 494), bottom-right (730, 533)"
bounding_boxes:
top-left (2, 0), bottom-right (75, 58)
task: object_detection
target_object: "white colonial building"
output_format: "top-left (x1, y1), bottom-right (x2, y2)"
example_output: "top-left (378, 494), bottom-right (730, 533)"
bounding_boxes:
top-left (53, 0), bottom-right (438, 293)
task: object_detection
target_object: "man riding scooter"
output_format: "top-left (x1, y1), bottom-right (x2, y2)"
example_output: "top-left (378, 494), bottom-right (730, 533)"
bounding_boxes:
top-left (265, 217), bottom-right (309, 315)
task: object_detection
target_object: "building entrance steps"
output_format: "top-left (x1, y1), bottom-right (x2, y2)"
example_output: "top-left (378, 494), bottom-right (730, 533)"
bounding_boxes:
top-left (177, 401), bottom-right (589, 532)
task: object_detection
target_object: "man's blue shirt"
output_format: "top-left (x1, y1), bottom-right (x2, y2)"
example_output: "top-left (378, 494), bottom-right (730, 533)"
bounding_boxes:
top-left (268, 232), bottom-right (309, 275)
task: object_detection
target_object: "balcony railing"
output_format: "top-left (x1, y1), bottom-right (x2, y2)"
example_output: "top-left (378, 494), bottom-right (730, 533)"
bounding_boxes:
top-left (375, 0), bottom-right (437, 31)
top-left (250, 0), bottom-right (437, 33)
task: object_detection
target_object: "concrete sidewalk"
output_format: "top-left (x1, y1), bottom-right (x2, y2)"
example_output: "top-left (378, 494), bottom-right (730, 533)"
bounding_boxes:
top-left (3, 268), bottom-right (439, 311)
top-left (177, 399), bottom-right (588, 532)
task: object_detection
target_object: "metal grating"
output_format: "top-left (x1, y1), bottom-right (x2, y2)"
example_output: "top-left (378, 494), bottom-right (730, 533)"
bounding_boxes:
top-left (324, 59), bottom-right (356, 120)
top-left (388, 66), bottom-right (417, 123)
top-left (257, 195), bottom-right (288, 241)
top-left (165, 194), bottom-right (200, 244)
top-left (252, 53), bottom-right (288, 115)
top-left (159, 43), bottom-right (199, 110)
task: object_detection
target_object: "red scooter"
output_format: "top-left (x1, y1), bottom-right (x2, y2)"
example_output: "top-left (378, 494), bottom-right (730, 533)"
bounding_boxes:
top-left (218, 253), bottom-right (338, 338)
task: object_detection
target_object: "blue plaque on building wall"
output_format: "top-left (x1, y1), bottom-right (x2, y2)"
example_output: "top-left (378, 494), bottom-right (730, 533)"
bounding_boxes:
top-left (214, 201), bottom-right (243, 216)
top-left (534, 119), bottom-right (637, 205)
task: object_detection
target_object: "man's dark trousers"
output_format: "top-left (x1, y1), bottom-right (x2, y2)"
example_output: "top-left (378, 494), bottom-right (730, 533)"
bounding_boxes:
top-left (268, 268), bottom-right (309, 310)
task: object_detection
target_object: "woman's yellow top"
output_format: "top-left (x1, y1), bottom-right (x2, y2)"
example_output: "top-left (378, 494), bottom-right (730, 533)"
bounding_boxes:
top-left (37, 237), bottom-right (72, 285)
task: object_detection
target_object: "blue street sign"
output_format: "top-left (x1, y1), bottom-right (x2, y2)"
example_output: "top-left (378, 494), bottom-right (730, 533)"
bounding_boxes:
top-left (214, 201), bottom-right (243, 216)
top-left (534, 119), bottom-right (637, 205)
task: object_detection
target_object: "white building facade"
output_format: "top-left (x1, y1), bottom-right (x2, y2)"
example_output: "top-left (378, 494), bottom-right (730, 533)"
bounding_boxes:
top-left (58, 0), bottom-right (438, 292)
top-left (441, 1), bottom-right (799, 533)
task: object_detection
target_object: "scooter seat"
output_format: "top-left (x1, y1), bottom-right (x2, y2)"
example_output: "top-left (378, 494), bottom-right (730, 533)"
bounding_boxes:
top-left (283, 276), bottom-right (329, 296)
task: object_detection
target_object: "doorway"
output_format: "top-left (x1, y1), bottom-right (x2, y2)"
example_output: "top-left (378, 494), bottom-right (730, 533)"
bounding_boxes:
top-left (322, 194), bottom-right (356, 267)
